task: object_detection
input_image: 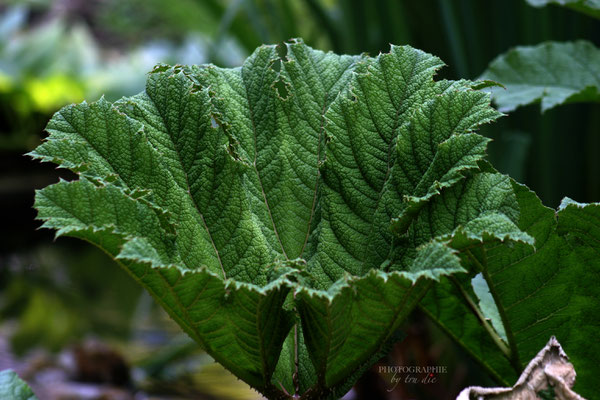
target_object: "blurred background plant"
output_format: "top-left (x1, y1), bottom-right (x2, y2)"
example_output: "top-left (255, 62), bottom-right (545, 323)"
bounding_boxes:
top-left (1, 0), bottom-right (599, 399)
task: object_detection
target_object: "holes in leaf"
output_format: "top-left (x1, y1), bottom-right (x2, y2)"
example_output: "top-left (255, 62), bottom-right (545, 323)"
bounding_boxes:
top-left (121, 103), bottom-right (135, 114)
top-left (129, 188), bottom-right (150, 199)
top-left (269, 42), bottom-right (291, 99)
top-left (274, 79), bottom-right (289, 99)
top-left (271, 43), bottom-right (287, 73)
top-left (150, 64), bottom-right (170, 74)
top-left (190, 83), bottom-right (203, 93)
top-left (276, 42), bottom-right (288, 59)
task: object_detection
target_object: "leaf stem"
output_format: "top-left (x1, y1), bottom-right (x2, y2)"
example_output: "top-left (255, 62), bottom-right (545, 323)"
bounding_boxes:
top-left (293, 323), bottom-right (300, 398)
top-left (293, 291), bottom-right (300, 398)
top-left (465, 249), bottom-right (522, 372)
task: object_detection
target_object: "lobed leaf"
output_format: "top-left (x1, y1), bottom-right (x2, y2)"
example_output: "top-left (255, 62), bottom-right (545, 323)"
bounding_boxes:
top-left (31, 39), bottom-right (527, 398)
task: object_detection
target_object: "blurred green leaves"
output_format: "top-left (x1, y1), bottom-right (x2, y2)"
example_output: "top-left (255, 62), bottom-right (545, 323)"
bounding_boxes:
top-left (0, 5), bottom-right (240, 151)
top-left (0, 8), bottom-right (95, 110)
top-left (0, 245), bottom-right (143, 355)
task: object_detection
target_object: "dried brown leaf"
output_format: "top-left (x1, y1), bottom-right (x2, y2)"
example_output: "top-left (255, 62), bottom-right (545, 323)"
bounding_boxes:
top-left (457, 337), bottom-right (585, 400)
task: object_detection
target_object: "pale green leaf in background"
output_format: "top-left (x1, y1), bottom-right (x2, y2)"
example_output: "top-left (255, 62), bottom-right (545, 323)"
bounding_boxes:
top-left (526, 0), bottom-right (600, 19)
top-left (471, 273), bottom-right (507, 342)
top-left (481, 41), bottom-right (600, 112)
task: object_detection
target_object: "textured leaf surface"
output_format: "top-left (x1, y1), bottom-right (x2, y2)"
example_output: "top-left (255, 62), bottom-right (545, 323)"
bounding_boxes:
top-left (0, 370), bottom-right (38, 400)
top-left (481, 41), bottom-right (600, 112)
top-left (31, 40), bottom-right (525, 398)
top-left (422, 181), bottom-right (600, 397)
top-left (526, 0), bottom-right (600, 19)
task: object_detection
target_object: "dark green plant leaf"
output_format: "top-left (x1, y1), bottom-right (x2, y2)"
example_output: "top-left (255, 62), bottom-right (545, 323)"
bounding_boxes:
top-left (30, 39), bottom-right (526, 398)
top-left (481, 41), bottom-right (600, 112)
top-left (0, 370), bottom-right (38, 400)
top-left (422, 181), bottom-right (600, 397)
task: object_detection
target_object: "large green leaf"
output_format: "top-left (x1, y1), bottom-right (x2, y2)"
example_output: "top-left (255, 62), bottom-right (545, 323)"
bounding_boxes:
top-left (526, 0), bottom-right (600, 19)
top-left (0, 370), bottom-right (38, 400)
top-left (30, 39), bottom-right (526, 398)
top-left (422, 180), bottom-right (600, 397)
top-left (481, 41), bottom-right (600, 112)
top-left (554, 197), bottom-right (600, 396)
